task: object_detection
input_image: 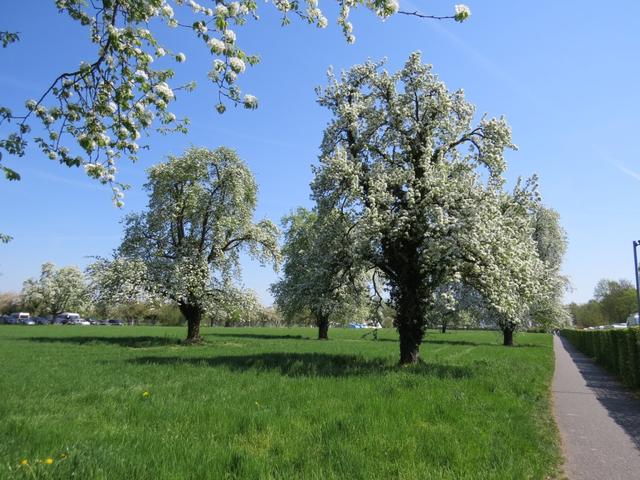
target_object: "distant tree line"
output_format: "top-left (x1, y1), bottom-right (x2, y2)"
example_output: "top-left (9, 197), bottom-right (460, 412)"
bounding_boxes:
top-left (568, 279), bottom-right (637, 327)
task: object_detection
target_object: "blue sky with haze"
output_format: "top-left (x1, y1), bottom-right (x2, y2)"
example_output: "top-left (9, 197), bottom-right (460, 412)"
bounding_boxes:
top-left (2, 1), bottom-right (640, 305)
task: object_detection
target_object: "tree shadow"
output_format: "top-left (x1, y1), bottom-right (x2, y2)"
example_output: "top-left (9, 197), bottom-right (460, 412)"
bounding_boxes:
top-left (558, 335), bottom-right (640, 448)
top-left (25, 336), bottom-right (181, 348)
top-left (204, 332), bottom-right (309, 341)
top-left (130, 353), bottom-right (473, 379)
top-left (424, 338), bottom-right (542, 348)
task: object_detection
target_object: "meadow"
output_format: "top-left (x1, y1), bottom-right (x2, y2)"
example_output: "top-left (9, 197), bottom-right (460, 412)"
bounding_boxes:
top-left (0, 326), bottom-right (560, 479)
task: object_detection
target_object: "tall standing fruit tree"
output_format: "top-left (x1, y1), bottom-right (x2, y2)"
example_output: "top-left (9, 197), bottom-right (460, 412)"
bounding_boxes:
top-left (118, 146), bottom-right (279, 343)
top-left (312, 53), bottom-right (544, 363)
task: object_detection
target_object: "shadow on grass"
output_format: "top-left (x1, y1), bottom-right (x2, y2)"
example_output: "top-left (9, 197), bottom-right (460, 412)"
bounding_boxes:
top-left (424, 338), bottom-right (542, 348)
top-left (25, 336), bottom-right (181, 348)
top-left (130, 352), bottom-right (474, 379)
top-left (204, 332), bottom-right (309, 341)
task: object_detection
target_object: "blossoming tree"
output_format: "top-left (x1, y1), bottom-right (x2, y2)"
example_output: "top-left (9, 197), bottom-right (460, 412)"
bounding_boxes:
top-left (117, 146), bottom-right (279, 342)
top-left (526, 204), bottom-right (570, 330)
top-left (86, 255), bottom-right (161, 322)
top-left (21, 262), bottom-right (91, 318)
top-left (312, 53), bottom-right (545, 363)
top-left (0, 1), bottom-right (470, 199)
top-left (270, 207), bottom-right (371, 339)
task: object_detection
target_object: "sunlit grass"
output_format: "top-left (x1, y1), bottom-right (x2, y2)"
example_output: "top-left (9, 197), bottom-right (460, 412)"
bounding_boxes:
top-left (0, 326), bottom-right (560, 479)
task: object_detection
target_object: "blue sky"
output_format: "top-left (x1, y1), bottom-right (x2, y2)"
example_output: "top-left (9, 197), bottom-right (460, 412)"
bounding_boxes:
top-left (2, 1), bottom-right (640, 305)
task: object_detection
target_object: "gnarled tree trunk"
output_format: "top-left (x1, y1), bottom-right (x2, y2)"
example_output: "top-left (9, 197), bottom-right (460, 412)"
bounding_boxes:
top-left (180, 303), bottom-right (203, 344)
top-left (395, 284), bottom-right (427, 365)
top-left (503, 325), bottom-right (515, 346)
top-left (317, 314), bottom-right (329, 340)
top-left (441, 321), bottom-right (447, 334)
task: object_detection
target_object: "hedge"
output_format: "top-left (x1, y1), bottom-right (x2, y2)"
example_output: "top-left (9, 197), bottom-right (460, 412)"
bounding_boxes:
top-left (561, 328), bottom-right (640, 388)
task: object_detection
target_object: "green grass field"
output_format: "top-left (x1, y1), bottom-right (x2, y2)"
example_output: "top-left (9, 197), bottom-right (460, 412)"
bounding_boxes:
top-left (0, 326), bottom-right (560, 479)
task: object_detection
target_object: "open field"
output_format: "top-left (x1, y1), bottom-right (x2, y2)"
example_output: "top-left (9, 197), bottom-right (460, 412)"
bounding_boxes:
top-left (0, 327), bottom-right (560, 479)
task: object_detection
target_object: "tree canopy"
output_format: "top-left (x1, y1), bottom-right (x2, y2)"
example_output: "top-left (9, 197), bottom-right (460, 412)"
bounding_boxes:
top-left (270, 207), bottom-right (370, 339)
top-left (117, 146), bottom-right (279, 342)
top-left (21, 262), bottom-right (90, 318)
top-left (312, 52), bottom-right (545, 362)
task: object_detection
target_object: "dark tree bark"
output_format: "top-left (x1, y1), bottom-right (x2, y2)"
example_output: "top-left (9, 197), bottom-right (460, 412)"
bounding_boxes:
top-left (318, 315), bottom-right (329, 340)
top-left (180, 303), bottom-right (203, 343)
top-left (398, 323), bottom-right (423, 364)
top-left (503, 326), bottom-right (514, 346)
top-left (395, 283), bottom-right (427, 365)
top-left (441, 322), bottom-right (447, 334)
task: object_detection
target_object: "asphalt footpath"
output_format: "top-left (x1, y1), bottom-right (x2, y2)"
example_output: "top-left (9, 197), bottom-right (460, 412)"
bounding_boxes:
top-left (553, 334), bottom-right (640, 479)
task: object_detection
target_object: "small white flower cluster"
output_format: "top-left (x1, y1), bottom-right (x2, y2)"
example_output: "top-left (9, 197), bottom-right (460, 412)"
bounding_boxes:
top-left (454, 4), bottom-right (471, 22)
top-left (243, 94), bottom-right (258, 109)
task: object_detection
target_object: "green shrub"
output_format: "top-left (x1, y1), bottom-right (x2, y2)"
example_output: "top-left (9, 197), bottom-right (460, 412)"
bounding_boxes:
top-left (561, 328), bottom-right (640, 388)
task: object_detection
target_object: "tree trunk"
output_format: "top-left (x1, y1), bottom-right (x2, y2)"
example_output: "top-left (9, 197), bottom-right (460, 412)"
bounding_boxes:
top-left (441, 322), bottom-right (447, 334)
top-left (180, 303), bottom-right (203, 344)
top-left (396, 287), bottom-right (426, 365)
top-left (318, 315), bottom-right (329, 340)
top-left (503, 326), bottom-right (514, 346)
top-left (398, 323), bottom-right (423, 364)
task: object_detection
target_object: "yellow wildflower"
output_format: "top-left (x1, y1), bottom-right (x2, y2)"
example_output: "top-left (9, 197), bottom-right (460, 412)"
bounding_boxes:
top-left (44, 458), bottom-right (54, 465)
top-left (142, 391), bottom-right (150, 398)
top-left (19, 459), bottom-right (28, 466)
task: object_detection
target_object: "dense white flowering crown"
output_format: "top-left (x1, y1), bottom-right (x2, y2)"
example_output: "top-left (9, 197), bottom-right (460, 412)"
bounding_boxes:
top-left (116, 146), bottom-right (280, 315)
top-left (312, 52), bottom-right (545, 328)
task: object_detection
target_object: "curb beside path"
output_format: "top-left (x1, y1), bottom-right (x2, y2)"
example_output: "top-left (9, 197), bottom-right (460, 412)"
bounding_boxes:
top-left (553, 334), bottom-right (640, 479)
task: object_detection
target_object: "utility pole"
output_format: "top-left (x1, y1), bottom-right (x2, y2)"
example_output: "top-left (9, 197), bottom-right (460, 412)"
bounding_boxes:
top-left (633, 241), bottom-right (640, 323)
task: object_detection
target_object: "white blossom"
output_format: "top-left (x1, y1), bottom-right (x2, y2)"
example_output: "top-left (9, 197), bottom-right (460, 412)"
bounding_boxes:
top-left (216, 4), bottom-right (229, 17)
top-left (161, 3), bottom-right (174, 18)
top-left (228, 2), bottom-right (240, 16)
top-left (243, 94), bottom-right (258, 109)
top-left (454, 4), bottom-right (471, 22)
top-left (154, 82), bottom-right (175, 100)
top-left (222, 29), bottom-right (236, 44)
top-left (134, 70), bottom-right (148, 81)
top-left (229, 57), bottom-right (246, 73)
top-left (207, 38), bottom-right (225, 54)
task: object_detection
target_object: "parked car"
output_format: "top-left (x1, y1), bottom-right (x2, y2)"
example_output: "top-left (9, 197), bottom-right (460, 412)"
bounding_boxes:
top-left (627, 313), bottom-right (639, 328)
top-left (108, 319), bottom-right (124, 326)
top-left (55, 312), bottom-right (81, 324)
top-left (10, 312), bottom-right (31, 324)
top-left (34, 317), bottom-right (50, 325)
top-left (21, 318), bottom-right (36, 325)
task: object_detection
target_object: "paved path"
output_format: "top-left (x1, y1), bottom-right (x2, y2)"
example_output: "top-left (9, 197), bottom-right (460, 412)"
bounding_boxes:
top-left (553, 334), bottom-right (640, 479)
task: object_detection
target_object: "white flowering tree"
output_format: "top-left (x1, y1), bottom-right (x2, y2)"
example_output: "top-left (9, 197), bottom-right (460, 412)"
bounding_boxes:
top-left (271, 207), bottom-right (370, 339)
top-left (527, 204), bottom-right (570, 330)
top-left (0, 1), bottom-right (470, 199)
top-left (117, 146), bottom-right (279, 342)
top-left (86, 255), bottom-right (160, 322)
top-left (312, 53), bottom-right (545, 363)
top-left (21, 262), bottom-right (91, 318)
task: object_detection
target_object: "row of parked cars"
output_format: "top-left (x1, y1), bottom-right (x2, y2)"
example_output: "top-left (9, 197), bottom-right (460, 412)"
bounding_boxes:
top-left (0, 312), bottom-right (124, 326)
